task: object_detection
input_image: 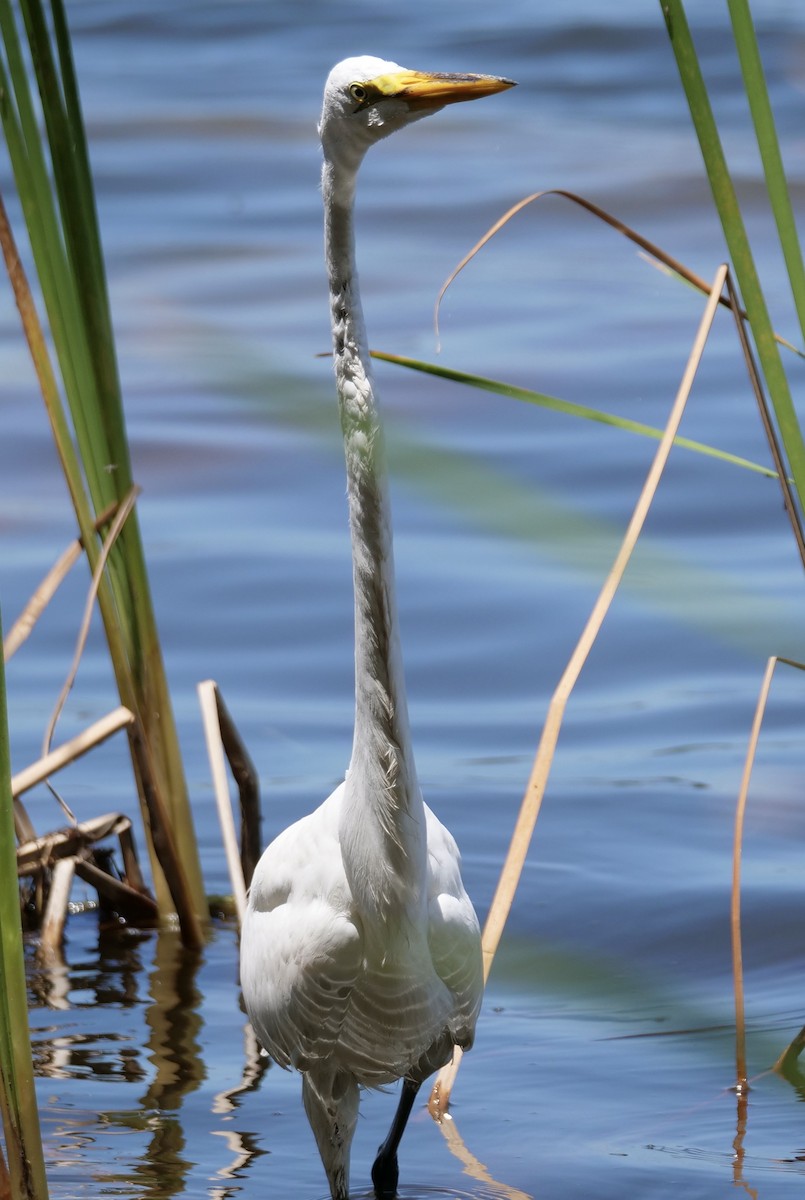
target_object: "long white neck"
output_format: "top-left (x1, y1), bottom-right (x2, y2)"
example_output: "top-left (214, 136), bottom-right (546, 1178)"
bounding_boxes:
top-left (322, 157), bottom-right (425, 920)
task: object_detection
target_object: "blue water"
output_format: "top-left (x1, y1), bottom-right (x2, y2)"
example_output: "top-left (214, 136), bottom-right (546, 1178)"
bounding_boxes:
top-left (4, 1), bottom-right (805, 1196)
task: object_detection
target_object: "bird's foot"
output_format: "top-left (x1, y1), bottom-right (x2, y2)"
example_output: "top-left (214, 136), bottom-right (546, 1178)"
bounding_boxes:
top-left (370, 1147), bottom-right (399, 1200)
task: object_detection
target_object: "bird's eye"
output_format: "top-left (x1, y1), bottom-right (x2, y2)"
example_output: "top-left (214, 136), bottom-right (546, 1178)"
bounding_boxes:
top-left (349, 82), bottom-right (368, 104)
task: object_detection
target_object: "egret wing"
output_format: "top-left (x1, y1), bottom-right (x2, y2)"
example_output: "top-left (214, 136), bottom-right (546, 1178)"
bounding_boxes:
top-left (241, 792), bottom-right (363, 1071)
top-left (424, 804), bottom-right (484, 1046)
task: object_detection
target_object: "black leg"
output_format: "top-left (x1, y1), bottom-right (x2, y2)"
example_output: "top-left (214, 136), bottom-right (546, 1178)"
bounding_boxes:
top-left (371, 1077), bottom-right (422, 1199)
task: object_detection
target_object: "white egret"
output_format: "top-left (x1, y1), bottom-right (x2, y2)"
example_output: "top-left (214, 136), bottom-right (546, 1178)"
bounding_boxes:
top-left (240, 56), bottom-right (514, 1200)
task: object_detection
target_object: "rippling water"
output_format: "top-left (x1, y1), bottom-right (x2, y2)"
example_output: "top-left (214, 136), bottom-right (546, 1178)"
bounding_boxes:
top-left (4, 1), bottom-right (805, 1197)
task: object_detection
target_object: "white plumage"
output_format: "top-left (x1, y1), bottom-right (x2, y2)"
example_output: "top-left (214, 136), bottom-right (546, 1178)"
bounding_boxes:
top-left (240, 55), bottom-right (514, 1200)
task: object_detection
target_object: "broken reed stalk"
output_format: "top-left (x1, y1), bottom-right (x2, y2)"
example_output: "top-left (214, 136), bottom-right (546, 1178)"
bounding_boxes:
top-left (214, 693), bottom-right (262, 889)
top-left (11, 707), bottom-right (134, 802)
top-left (429, 264), bottom-right (729, 1113)
top-left (0, 612), bottom-right (49, 1200)
top-left (3, 499), bottom-right (121, 663)
top-left (16, 809), bottom-right (158, 947)
top-left (198, 681), bottom-right (248, 924)
top-left (198, 679), bottom-right (262, 921)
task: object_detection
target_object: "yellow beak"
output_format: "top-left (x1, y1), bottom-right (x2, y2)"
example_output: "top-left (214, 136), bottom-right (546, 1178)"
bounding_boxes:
top-left (359, 68), bottom-right (516, 111)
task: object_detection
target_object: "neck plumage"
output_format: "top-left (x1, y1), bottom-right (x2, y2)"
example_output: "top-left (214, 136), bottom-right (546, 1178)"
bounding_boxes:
top-left (322, 157), bottom-right (424, 916)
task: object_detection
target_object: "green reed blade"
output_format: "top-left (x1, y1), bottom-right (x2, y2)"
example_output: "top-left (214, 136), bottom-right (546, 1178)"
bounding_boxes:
top-left (660, 0), bottom-right (805, 514)
top-left (372, 351), bottom-right (778, 478)
top-left (0, 3), bottom-right (113, 509)
top-left (0, 1), bottom-right (207, 927)
top-left (22, 0), bottom-right (130, 478)
top-left (727, 0), bottom-right (805, 346)
top-left (0, 611), bottom-right (50, 1200)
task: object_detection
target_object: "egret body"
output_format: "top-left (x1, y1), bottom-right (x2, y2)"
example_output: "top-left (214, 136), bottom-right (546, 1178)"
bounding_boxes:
top-left (240, 56), bottom-right (514, 1200)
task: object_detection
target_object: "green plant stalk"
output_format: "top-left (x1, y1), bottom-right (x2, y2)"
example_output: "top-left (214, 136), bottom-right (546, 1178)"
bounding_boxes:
top-left (0, 1), bottom-right (137, 638)
top-left (0, 0), bottom-right (206, 924)
top-left (660, 0), bottom-right (805, 516)
top-left (372, 351), bottom-right (778, 478)
top-left (727, 0), bottom-right (805, 346)
top-left (0, 189), bottom-right (175, 922)
top-left (0, 609), bottom-right (50, 1200)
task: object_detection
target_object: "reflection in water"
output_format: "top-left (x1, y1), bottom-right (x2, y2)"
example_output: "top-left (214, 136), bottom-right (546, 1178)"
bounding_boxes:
top-left (142, 930), bottom-right (204, 1112)
top-left (26, 907), bottom-right (805, 1198)
top-left (210, 1017), bottom-right (269, 1194)
top-left (731, 1087), bottom-right (759, 1200)
top-left (30, 926), bottom-right (205, 1196)
top-left (213, 1018), bottom-right (267, 1115)
top-left (29, 924), bottom-right (149, 1013)
top-left (208, 1124), bottom-right (267, 1200)
top-left (134, 929), bottom-right (205, 1197)
top-left (435, 1111), bottom-right (533, 1200)
top-left (28, 921), bottom-right (276, 1199)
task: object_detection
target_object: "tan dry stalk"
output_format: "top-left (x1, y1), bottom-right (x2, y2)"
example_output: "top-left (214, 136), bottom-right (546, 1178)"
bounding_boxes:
top-left (434, 188), bottom-right (800, 357)
top-left (3, 500), bottom-right (122, 663)
top-left (732, 655), bottom-right (805, 1086)
top-left (39, 857), bottom-right (75, 954)
top-left (198, 680), bottom-right (248, 924)
top-left (429, 264), bottom-right (730, 1113)
top-left (11, 706), bottom-right (134, 798)
top-left (731, 654), bottom-right (776, 1090)
top-left (40, 485), bottom-right (140, 767)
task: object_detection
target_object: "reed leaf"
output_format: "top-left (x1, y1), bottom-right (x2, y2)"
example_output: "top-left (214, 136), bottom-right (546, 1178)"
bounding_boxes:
top-left (660, 0), bottom-right (805, 514)
top-left (727, 0), bottom-right (805, 345)
top-left (372, 351), bottom-right (778, 478)
top-left (0, 610), bottom-right (49, 1200)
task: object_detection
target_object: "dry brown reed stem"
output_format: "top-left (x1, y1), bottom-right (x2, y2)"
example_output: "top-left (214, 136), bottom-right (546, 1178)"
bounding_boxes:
top-left (16, 812), bottom-right (157, 932)
top-left (3, 500), bottom-right (122, 663)
top-left (435, 188), bottom-right (805, 568)
top-left (198, 680), bottom-right (248, 924)
top-left (731, 655), bottom-right (775, 1091)
top-left (732, 655), bottom-right (805, 1089)
top-left (11, 706), bottom-right (134, 799)
top-left (41, 485), bottom-right (140, 766)
top-left (39, 857), bottom-right (75, 953)
top-left (429, 264), bottom-right (730, 1114)
top-left (434, 189), bottom-right (801, 358)
top-left (210, 684), bottom-right (262, 888)
top-left (723, 270), bottom-right (805, 569)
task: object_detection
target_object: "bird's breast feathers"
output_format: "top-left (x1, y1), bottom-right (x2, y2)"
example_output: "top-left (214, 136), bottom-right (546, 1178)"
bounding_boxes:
top-left (240, 783), bottom-right (482, 1083)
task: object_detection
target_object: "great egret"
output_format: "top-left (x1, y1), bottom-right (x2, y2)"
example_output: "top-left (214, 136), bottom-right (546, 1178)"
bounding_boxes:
top-left (240, 56), bottom-right (514, 1200)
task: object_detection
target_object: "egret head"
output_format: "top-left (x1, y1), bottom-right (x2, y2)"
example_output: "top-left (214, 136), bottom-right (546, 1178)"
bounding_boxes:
top-left (319, 55), bottom-right (515, 172)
